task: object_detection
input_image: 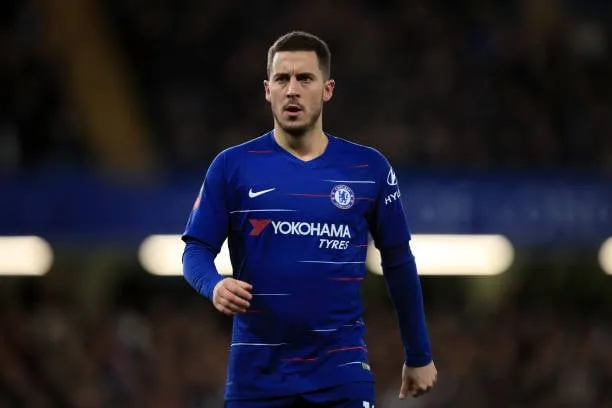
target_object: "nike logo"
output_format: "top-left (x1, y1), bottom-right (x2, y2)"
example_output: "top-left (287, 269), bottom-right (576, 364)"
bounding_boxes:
top-left (248, 187), bottom-right (275, 198)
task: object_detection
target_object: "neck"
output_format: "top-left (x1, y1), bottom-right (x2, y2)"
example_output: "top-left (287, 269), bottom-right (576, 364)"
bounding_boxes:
top-left (273, 123), bottom-right (328, 161)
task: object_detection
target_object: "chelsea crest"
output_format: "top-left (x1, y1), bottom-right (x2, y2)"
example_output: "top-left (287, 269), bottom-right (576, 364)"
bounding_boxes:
top-left (330, 184), bottom-right (355, 210)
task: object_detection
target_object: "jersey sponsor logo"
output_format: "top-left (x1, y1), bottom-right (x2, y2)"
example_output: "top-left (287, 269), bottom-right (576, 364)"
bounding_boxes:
top-left (272, 221), bottom-right (351, 238)
top-left (384, 189), bottom-right (401, 205)
top-left (330, 184), bottom-right (355, 209)
top-left (249, 219), bottom-right (351, 238)
top-left (387, 167), bottom-right (398, 186)
top-left (248, 219), bottom-right (272, 236)
top-left (249, 219), bottom-right (352, 249)
top-left (248, 187), bottom-right (275, 198)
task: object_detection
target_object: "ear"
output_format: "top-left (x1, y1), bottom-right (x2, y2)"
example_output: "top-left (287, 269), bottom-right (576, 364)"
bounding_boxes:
top-left (263, 80), bottom-right (271, 102)
top-left (323, 79), bottom-right (335, 102)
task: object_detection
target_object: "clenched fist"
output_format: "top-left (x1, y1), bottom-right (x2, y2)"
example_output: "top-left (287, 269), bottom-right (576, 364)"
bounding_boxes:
top-left (212, 278), bottom-right (253, 315)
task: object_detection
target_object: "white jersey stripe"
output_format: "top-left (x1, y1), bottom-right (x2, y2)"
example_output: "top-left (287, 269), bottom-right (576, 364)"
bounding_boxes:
top-left (323, 180), bottom-right (375, 184)
top-left (229, 209), bottom-right (296, 214)
top-left (337, 361), bottom-right (365, 367)
top-left (230, 343), bottom-right (287, 347)
top-left (299, 261), bottom-right (365, 264)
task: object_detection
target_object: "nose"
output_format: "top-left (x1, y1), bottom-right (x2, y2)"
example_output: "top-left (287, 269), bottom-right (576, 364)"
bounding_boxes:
top-left (286, 77), bottom-right (300, 97)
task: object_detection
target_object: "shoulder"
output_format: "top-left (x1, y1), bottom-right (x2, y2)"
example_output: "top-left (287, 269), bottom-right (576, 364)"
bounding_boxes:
top-left (329, 134), bottom-right (392, 170)
top-left (205, 131), bottom-right (273, 173)
top-left (216, 132), bottom-right (273, 162)
top-left (329, 134), bottom-right (399, 188)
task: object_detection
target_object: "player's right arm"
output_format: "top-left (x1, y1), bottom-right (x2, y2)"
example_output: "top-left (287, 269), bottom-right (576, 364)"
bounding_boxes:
top-left (181, 151), bottom-right (252, 315)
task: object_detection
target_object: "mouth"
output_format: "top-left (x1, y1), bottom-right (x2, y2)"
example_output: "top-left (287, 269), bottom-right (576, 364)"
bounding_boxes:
top-left (283, 104), bottom-right (303, 116)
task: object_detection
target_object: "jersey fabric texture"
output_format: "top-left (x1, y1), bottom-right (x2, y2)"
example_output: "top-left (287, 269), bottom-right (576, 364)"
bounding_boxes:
top-left (223, 381), bottom-right (375, 408)
top-left (183, 131), bottom-right (413, 401)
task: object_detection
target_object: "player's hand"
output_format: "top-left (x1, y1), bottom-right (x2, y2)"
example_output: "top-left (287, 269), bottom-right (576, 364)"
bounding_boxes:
top-left (212, 278), bottom-right (253, 316)
top-left (399, 360), bottom-right (437, 399)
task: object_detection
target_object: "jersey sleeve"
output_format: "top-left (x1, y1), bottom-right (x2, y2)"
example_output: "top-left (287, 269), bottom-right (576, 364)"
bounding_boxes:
top-left (182, 151), bottom-right (230, 253)
top-left (368, 152), bottom-right (433, 367)
top-left (369, 153), bottom-right (411, 249)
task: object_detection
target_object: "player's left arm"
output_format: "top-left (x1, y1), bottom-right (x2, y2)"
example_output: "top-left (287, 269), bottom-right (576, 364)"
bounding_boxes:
top-left (368, 154), bottom-right (437, 397)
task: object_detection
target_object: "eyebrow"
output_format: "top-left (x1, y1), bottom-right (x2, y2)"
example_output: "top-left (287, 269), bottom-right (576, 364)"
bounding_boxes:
top-left (273, 72), bottom-right (316, 80)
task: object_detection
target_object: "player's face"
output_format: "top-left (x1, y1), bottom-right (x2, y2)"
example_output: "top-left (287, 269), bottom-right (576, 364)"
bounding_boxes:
top-left (264, 51), bottom-right (335, 137)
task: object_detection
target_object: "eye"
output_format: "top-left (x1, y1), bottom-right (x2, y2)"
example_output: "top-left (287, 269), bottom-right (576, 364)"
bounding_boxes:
top-left (273, 74), bottom-right (289, 83)
top-left (297, 74), bottom-right (312, 82)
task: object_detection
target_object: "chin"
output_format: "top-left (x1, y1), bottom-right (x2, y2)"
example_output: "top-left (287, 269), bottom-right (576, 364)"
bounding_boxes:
top-left (273, 110), bottom-right (319, 137)
top-left (281, 123), bottom-right (309, 137)
top-left (276, 115), bottom-right (309, 136)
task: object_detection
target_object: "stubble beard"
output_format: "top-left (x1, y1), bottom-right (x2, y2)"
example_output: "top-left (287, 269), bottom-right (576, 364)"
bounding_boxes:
top-left (273, 105), bottom-right (322, 138)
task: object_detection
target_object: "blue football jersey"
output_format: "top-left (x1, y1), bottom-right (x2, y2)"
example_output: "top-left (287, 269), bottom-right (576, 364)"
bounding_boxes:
top-left (183, 131), bottom-right (410, 400)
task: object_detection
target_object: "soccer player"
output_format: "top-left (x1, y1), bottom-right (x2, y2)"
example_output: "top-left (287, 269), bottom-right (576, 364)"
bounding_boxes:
top-left (182, 31), bottom-right (436, 407)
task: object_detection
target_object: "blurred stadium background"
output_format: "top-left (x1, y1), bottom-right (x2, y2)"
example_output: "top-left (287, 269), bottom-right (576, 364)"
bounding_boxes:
top-left (1, 0), bottom-right (612, 407)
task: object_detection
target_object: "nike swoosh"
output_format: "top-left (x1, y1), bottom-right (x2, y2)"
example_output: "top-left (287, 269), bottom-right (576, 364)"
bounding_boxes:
top-left (248, 188), bottom-right (276, 198)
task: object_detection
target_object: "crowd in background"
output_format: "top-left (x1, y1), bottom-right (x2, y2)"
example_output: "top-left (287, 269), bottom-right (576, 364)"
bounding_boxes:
top-left (1, 282), bottom-right (612, 408)
top-left (105, 0), bottom-right (612, 172)
top-left (2, 0), bottom-right (612, 407)
top-left (1, 0), bottom-right (612, 173)
top-left (0, 0), bottom-right (89, 173)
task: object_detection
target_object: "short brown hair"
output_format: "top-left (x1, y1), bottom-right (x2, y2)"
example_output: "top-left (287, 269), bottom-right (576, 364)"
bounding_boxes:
top-left (266, 31), bottom-right (331, 79)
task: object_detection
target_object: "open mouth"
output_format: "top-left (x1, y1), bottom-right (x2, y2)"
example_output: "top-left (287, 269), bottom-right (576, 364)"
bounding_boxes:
top-left (284, 105), bottom-right (302, 115)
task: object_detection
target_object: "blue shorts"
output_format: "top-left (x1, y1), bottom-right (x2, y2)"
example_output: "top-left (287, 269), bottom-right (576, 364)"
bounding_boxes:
top-left (225, 381), bottom-right (375, 408)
